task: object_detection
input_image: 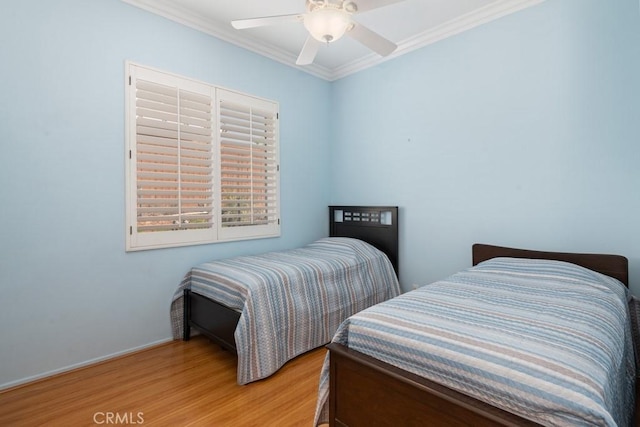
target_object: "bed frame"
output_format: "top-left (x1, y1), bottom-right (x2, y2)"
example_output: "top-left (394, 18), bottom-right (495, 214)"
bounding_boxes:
top-left (183, 205), bottom-right (399, 353)
top-left (326, 243), bottom-right (629, 427)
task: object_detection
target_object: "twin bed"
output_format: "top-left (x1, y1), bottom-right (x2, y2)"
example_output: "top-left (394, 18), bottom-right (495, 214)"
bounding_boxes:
top-left (315, 244), bottom-right (635, 426)
top-left (170, 206), bottom-right (400, 384)
top-left (169, 206), bottom-right (635, 425)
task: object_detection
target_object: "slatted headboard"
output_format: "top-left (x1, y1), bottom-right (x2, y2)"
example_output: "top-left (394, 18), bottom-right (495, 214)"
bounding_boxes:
top-left (329, 206), bottom-right (399, 277)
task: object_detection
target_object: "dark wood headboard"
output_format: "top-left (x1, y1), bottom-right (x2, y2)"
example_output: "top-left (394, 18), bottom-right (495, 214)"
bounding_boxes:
top-left (330, 206), bottom-right (399, 277)
top-left (472, 243), bottom-right (629, 286)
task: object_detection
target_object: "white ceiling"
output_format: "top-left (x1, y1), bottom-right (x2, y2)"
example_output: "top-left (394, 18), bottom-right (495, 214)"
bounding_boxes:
top-left (122, 0), bottom-right (544, 81)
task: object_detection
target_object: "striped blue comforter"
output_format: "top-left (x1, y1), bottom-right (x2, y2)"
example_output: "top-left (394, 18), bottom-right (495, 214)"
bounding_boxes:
top-left (170, 237), bottom-right (399, 385)
top-left (314, 257), bottom-right (635, 426)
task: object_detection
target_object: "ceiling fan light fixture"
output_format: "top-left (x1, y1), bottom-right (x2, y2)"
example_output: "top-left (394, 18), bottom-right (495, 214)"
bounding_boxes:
top-left (304, 7), bottom-right (351, 43)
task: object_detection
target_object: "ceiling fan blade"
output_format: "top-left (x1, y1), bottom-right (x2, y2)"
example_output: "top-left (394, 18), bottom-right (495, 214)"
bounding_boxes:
top-left (296, 36), bottom-right (322, 65)
top-left (347, 23), bottom-right (397, 56)
top-left (349, 0), bottom-right (406, 14)
top-left (231, 14), bottom-right (303, 30)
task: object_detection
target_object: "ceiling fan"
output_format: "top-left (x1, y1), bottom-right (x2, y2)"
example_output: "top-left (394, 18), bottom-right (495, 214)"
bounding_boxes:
top-left (231, 0), bottom-right (406, 66)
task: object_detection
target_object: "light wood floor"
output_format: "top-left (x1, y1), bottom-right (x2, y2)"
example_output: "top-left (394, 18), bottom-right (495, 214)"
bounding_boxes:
top-left (0, 336), bottom-right (327, 426)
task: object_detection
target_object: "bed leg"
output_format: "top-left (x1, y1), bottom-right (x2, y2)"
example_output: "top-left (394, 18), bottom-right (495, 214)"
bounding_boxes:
top-left (183, 289), bottom-right (191, 341)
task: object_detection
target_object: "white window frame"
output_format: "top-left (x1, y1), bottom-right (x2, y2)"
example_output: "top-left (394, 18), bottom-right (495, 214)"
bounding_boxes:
top-left (125, 62), bottom-right (280, 251)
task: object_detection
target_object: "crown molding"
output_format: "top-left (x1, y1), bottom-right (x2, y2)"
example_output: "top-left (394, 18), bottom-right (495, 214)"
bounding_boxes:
top-left (330, 0), bottom-right (545, 80)
top-left (121, 0), bottom-right (545, 82)
top-left (121, 0), bottom-right (334, 80)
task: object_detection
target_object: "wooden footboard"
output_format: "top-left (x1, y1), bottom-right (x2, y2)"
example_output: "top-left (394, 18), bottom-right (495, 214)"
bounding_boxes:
top-left (183, 289), bottom-right (240, 353)
top-left (327, 343), bottom-right (539, 427)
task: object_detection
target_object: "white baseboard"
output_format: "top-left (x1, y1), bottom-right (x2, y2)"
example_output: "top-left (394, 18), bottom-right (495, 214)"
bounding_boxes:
top-left (0, 337), bottom-right (174, 391)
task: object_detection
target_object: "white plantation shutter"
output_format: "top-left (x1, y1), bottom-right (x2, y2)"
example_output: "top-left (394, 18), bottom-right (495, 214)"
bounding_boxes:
top-left (125, 63), bottom-right (279, 251)
top-left (136, 81), bottom-right (213, 232)
top-left (127, 65), bottom-right (215, 250)
top-left (217, 89), bottom-right (280, 241)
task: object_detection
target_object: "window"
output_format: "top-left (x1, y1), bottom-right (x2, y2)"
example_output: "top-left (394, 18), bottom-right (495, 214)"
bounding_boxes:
top-left (125, 63), bottom-right (280, 251)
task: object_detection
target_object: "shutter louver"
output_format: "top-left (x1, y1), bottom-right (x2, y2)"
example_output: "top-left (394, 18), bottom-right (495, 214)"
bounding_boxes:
top-left (135, 79), bottom-right (213, 233)
top-left (219, 98), bottom-right (278, 229)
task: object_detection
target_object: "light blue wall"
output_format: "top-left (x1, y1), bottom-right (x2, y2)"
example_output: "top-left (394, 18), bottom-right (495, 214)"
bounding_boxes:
top-left (329, 0), bottom-right (640, 293)
top-left (0, 0), bottom-right (331, 387)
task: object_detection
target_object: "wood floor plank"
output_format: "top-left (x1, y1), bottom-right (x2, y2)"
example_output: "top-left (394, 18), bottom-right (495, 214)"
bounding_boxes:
top-left (0, 336), bottom-right (327, 426)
